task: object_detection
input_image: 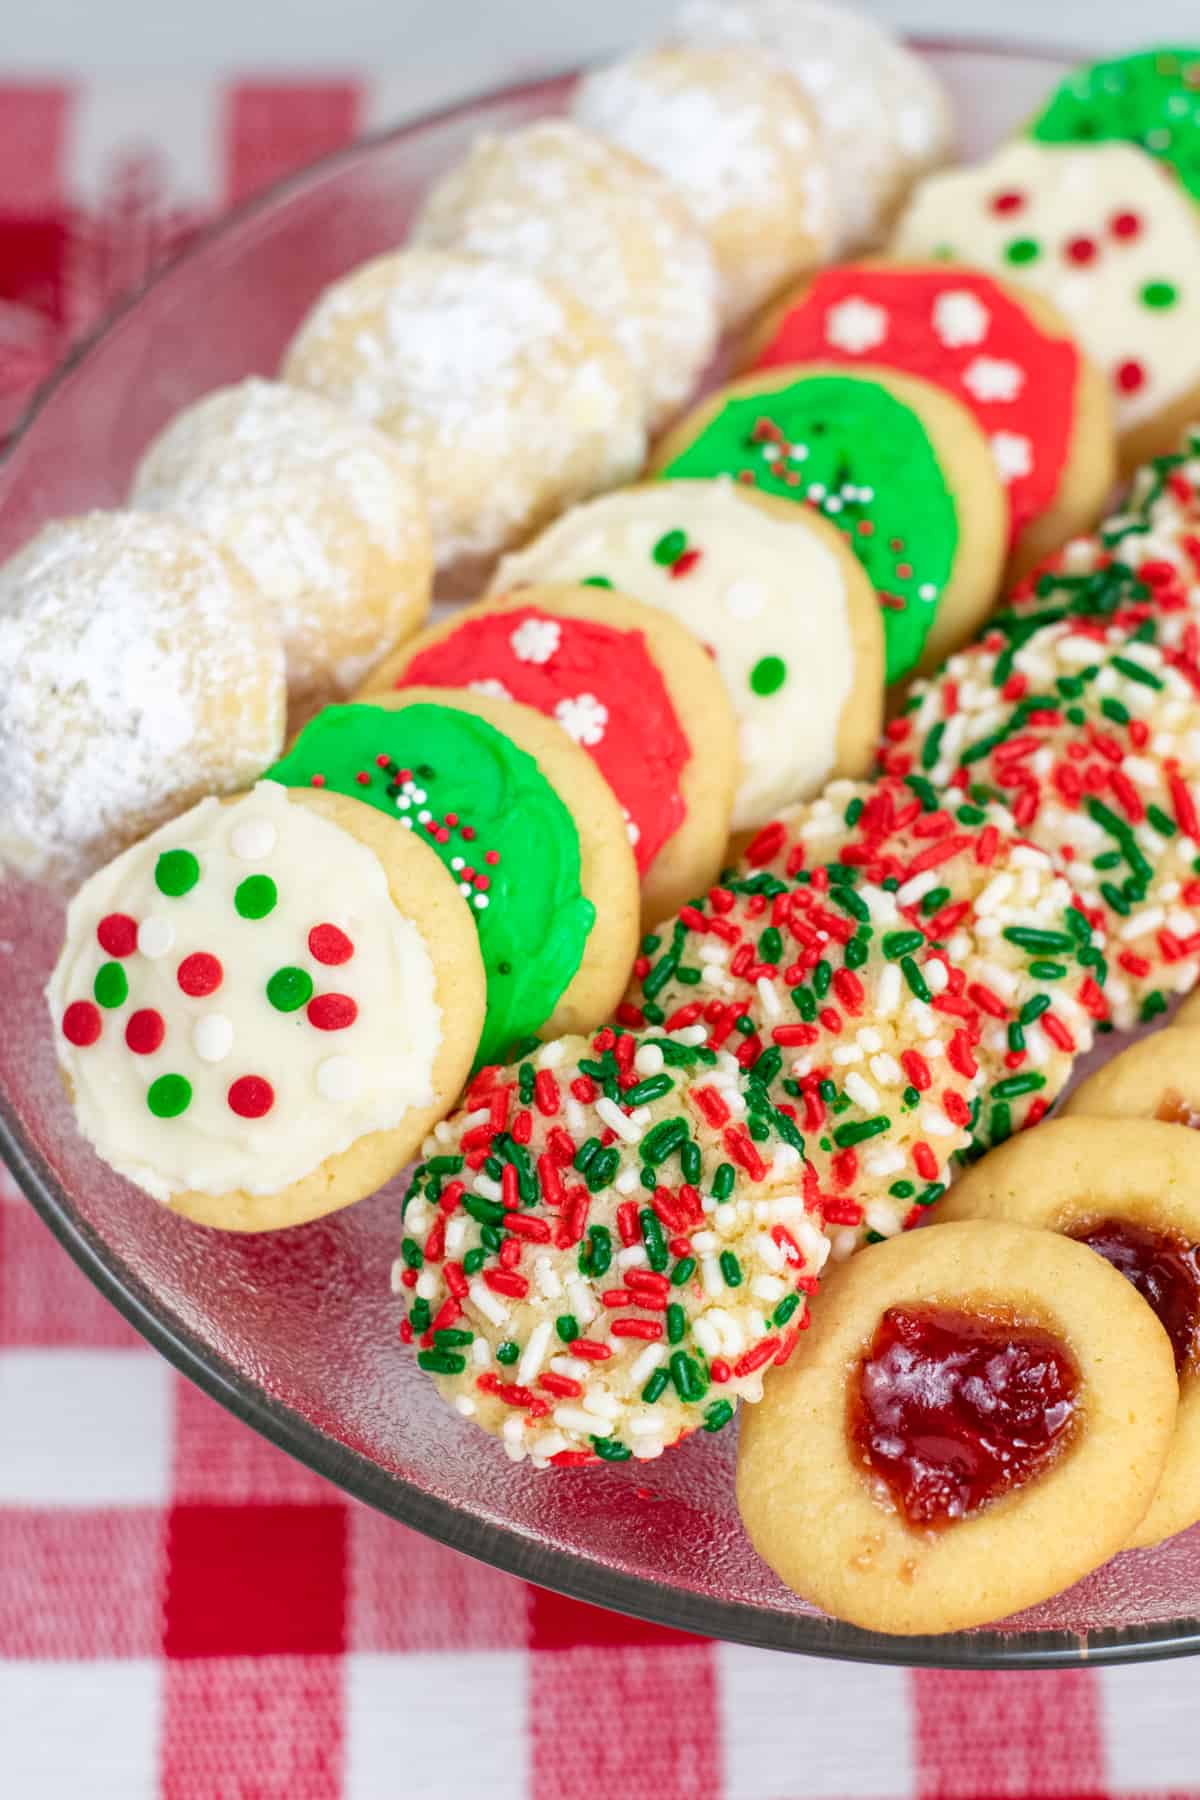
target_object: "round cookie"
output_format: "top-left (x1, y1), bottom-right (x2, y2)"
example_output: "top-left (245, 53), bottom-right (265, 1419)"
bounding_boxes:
top-left (673, 0), bottom-right (955, 252)
top-left (130, 378), bottom-right (433, 717)
top-left (363, 583), bottom-right (739, 931)
top-left (1030, 47), bottom-right (1200, 202)
top-left (47, 780), bottom-right (485, 1232)
top-left (653, 364), bottom-right (1008, 681)
top-left (491, 480), bottom-right (884, 833)
top-left (400, 1028), bottom-right (827, 1466)
top-left (743, 262), bottom-right (1117, 582)
top-left (1176, 988), bottom-right (1200, 1029)
top-left (737, 1219), bottom-right (1177, 1634)
top-left (1063, 1027), bottom-right (1200, 1129)
top-left (266, 691), bottom-right (639, 1064)
top-left (891, 139), bottom-right (1200, 473)
top-left (0, 510), bottom-right (285, 890)
top-left (939, 1117), bottom-right (1200, 1548)
top-left (571, 44), bottom-right (832, 330)
top-left (884, 608), bottom-right (1200, 1030)
top-left (409, 120), bottom-right (719, 431)
top-left (280, 249), bottom-right (645, 584)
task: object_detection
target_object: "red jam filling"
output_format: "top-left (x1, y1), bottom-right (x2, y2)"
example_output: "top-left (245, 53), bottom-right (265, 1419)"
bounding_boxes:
top-left (1071, 1216), bottom-right (1200, 1375)
top-left (848, 1304), bottom-right (1078, 1530)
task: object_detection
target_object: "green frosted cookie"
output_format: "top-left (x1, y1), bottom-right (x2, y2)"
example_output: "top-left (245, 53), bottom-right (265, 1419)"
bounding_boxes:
top-left (268, 701), bottom-right (595, 1065)
top-left (1031, 47), bottom-right (1200, 199)
top-left (657, 372), bottom-right (960, 682)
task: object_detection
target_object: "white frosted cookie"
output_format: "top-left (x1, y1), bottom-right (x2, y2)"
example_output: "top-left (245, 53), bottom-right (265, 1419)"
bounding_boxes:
top-left (47, 781), bottom-right (485, 1232)
top-left (491, 480), bottom-right (883, 832)
top-left (892, 139), bottom-right (1200, 470)
top-left (281, 249), bottom-right (645, 584)
top-left (673, 0), bottom-right (954, 252)
top-left (131, 379), bottom-right (433, 716)
top-left (409, 120), bottom-right (719, 430)
top-left (0, 511), bottom-right (285, 890)
top-left (571, 44), bottom-right (832, 329)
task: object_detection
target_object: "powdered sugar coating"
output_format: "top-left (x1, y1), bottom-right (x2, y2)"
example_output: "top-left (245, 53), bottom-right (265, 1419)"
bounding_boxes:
top-left (0, 511), bottom-right (286, 888)
top-left (673, 0), bottom-right (955, 253)
top-left (410, 120), bottom-right (719, 430)
top-left (572, 44), bottom-right (832, 328)
top-left (131, 379), bottom-right (432, 711)
top-left (282, 250), bottom-right (646, 576)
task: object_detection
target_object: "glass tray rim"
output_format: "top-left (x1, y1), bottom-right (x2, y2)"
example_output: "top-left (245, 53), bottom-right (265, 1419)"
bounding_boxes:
top-left (5, 39), bottom-right (1198, 1670)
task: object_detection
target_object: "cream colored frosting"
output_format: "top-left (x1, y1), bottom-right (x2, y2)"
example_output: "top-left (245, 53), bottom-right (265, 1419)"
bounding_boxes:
top-left (48, 781), bottom-right (441, 1201)
top-left (494, 478), bottom-right (855, 830)
top-left (893, 140), bottom-right (1200, 431)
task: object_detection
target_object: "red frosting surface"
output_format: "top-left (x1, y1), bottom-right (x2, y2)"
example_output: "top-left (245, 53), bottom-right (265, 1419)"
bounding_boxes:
top-left (753, 266), bottom-right (1080, 548)
top-left (397, 606), bottom-right (691, 876)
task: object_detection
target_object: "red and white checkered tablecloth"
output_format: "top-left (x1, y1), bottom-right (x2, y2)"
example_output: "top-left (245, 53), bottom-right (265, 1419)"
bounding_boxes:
top-left (2, 73), bottom-right (1199, 1799)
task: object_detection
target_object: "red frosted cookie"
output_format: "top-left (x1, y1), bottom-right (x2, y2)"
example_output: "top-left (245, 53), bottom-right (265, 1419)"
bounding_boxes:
top-left (745, 261), bottom-right (1116, 579)
top-left (362, 582), bottom-right (738, 929)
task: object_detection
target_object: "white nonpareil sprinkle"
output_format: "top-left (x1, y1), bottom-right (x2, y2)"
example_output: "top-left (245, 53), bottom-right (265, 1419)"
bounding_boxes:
top-left (595, 1096), bottom-right (644, 1142)
top-left (554, 1405), bottom-right (613, 1438)
top-left (633, 1043), bottom-right (665, 1076)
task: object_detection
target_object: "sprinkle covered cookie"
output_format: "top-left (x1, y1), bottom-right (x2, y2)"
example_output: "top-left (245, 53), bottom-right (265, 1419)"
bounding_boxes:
top-left (1030, 47), bottom-right (1200, 201)
top-left (47, 781), bottom-right (485, 1231)
top-left (364, 583), bottom-right (738, 930)
top-left (744, 262), bottom-right (1116, 579)
top-left (267, 691), bottom-right (639, 1064)
top-left (654, 365), bottom-right (1007, 681)
top-left (892, 140), bottom-right (1200, 471)
top-left (492, 480), bottom-right (884, 833)
top-left (399, 1029), bottom-right (826, 1465)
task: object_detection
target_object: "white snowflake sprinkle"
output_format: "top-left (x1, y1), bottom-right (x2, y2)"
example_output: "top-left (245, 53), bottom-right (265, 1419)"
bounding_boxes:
top-left (555, 692), bottom-right (609, 746)
top-left (510, 617), bottom-right (561, 665)
top-left (468, 677), bottom-right (513, 702)
top-left (932, 289), bottom-right (989, 348)
top-left (962, 356), bottom-right (1025, 403)
top-left (825, 297), bottom-right (888, 354)
top-left (990, 431), bottom-right (1034, 482)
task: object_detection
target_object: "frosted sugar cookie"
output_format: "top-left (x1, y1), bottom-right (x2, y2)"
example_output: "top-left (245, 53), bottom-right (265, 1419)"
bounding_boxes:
top-left (738, 1220), bottom-right (1176, 1632)
top-left (130, 379), bottom-right (433, 716)
top-left (364, 583), bottom-right (738, 931)
top-left (409, 120), bottom-right (718, 430)
top-left (0, 511), bottom-right (285, 890)
top-left (673, 0), bottom-right (954, 252)
top-left (571, 44), bottom-right (832, 329)
top-left (744, 262), bottom-right (1116, 580)
top-left (267, 690), bottom-right (639, 1064)
top-left (281, 249), bottom-right (645, 582)
top-left (1031, 47), bottom-right (1200, 201)
top-left (47, 781), bottom-right (485, 1231)
top-left (654, 365), bottom-right (1007, 681)
top-left (891, 139), bottom-right (1200, 471)
top-left (884, 609), bottom-right (1200, 1029)
top-left (492, 480), bottom-right (884, 833)
top-left (941, 1117), bottom-right (1200, 1548)
top-left (399, 1029), bottom-right (826, 1465)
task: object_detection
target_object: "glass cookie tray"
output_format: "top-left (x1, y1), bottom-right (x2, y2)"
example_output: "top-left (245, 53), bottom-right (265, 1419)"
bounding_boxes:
top-left (3, 36), bottom-right (1196, 1667)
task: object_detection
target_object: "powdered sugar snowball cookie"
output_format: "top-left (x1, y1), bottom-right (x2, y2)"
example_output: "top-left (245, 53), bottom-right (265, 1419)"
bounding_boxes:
top-left (0, 510), bottom-right (285, 891)
top-left (399, 1028), bottom-right (828, 1466)
top-left (891, 140), bottom-right (1200, 474)
top-left (673, 0), bottom-right (954, 253)
top-left (281, 250), bottom-right (645, 586)
top-left (47, 781), bottom-right (486, 1232)
top-left (653, 364), bottom-right (1008, 683)
top-left (491, 480), bottom-right (884, 832)
top-left (130, 379), bottom-right (433, 717)
top-left (742, 261), bottom-right (1117, 584)
top-left (570, 44), bottom-right (832, 330)
top-left (882, 609), bottom-right (1200, 1031)
top-left (266, 688), bottom-right (640, 1064)
top-left (363, 582), bottom-right (739, 932)
top-left (409, 121), bottom-right (719, 431)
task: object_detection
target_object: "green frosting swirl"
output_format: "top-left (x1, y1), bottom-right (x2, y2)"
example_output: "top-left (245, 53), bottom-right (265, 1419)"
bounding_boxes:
top-left (660, 375), bottom-right (960, 682)
top-left (1031, 48), bottom-right (1200, 200)
top-left (267, 702), bottom-right (594, 1066)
